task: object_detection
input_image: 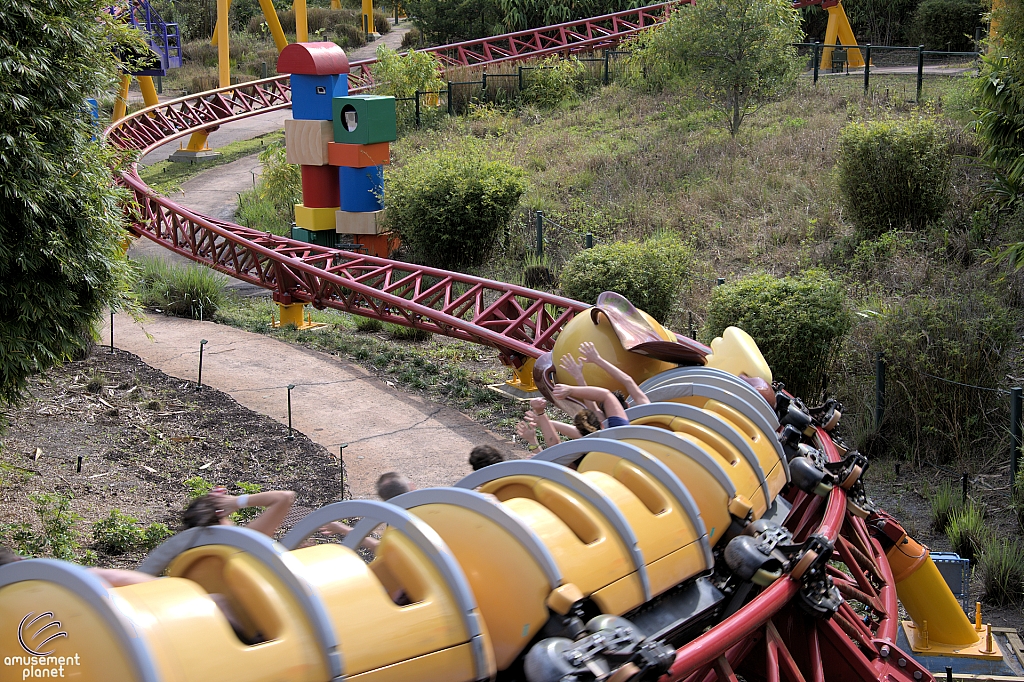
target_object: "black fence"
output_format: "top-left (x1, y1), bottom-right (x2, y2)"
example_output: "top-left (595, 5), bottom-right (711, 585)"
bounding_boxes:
top-left (794, 42), bottom-right (981, 101)
top-left (392, 50), bottom-right (633, 128)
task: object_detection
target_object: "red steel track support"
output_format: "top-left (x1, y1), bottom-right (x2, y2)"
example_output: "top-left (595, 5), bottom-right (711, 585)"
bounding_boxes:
top-left (662, 429), bottom-right (929, 682)
top-left (105, 13), bottom-right (910, 680)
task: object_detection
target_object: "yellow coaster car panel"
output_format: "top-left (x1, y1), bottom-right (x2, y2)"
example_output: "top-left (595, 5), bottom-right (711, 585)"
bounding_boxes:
top-left (391, 487), bottom-right (561, 671)
top-left (705, 326), bottom-right (772, 384)
top-left (626, 403), bottom-right (772, 513)
top-left (638, 383), bottom-right (788, 489)
top-left (535, 437), bottom-right (712, 570)
top-left (550, 305), bottom-right (677, 393)
top-left (138, 526), bottom-right (340, 681)
top-left (638, 367), bottom-right (780, 430)
top-left (0, 559), bottom-right (158, 682)
top-left (280, 499), bottom-right (495, 682)
top-left (457, 460), bottom-right (647, 615)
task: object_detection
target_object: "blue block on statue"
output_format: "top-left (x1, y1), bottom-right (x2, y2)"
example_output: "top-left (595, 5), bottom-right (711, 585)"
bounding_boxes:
top-left (291, 74), bottom-right (349, 120)
top-left (339, 165), bottom-right (384, 212)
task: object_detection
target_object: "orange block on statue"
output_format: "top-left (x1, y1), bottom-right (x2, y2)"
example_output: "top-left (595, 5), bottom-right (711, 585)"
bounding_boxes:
top-left (350, 232), bottom-right (400, 258)
top-left (328, 141), bottom-right (390, 168)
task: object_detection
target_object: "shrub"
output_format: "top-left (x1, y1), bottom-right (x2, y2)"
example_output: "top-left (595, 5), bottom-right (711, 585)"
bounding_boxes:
top-left (703, 271), bottom-right (851, 401)
top-left (236, 140), bottom-right (301, 236)
top-left (385, 143), bottom-right (526, 270)
top-left (871, 292), bottom-right (1017, 463)
top-left (401, 27), bottom-right (424, 49)
top-left (946, 502), bottom-right (989, 563)
top-left (910, 0), bottom-right (983, 52)
top-left (385, 323), bottom-right (433, 341)
top-left (355, 315), bottom-right (384, 332)
top-left (927, 480), bottom-right (961, 532)
top-left (184, 475), bottom-right (213, 500)
top-left (136, 257), bottom-right (228, 320)
top-left (522, 56), bottom-right (586, 108)
top-left (0, 493), bottom-right (82, 561)
top-left (370, 46), bottom-right (445, 128)
top-left (232, 482), bottom-right (263, 523)
top-left (373, 9), bottom-right (391, 34)
top-left (837, 117), bottom-right (952, 240)
top-left (143, 522), bottom-right (174, 550)
top-left (978, 536), bottom-right (1024, 606)
top-left (560, 235), bottom-right (693, 324)
top-left (92, 509), bottom-right (144, 554)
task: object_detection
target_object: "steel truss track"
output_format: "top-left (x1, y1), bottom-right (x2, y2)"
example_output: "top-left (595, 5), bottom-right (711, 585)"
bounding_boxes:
top-left (105, 12), bottom-right (916, 680)
top-left (666, 430), bottom-right (928, 682)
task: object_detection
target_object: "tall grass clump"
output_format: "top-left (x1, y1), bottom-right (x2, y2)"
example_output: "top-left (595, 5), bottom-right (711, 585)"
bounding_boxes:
top-left (385, 322), bottom-right (433, 341)
top-left (928, 480), bottom-right (960, 532)
top-left (560, 234), bottom-right (692, 324)
top-left (236, 140), bottom-right (301, 236)
top-left (870, 292), bottom-right (1017, 463)
top-left (136, 257), bottom-right (229, 320)
top-left (977, 536), bottom-right (1024, 606)
top-left (946, 502), bottom-right (989, 563)
top-left (703, 270), bottom-right (851, 401)
top-left (385, 142), bottom-right (526, 270)
top-left (837, 117), bottom-right (952, 240)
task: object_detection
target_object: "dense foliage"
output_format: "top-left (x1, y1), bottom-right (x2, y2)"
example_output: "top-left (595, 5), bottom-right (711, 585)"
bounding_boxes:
top-left (560, 236), bottom-right (693, 324)
top-left (836, 117), bottom-right (952, 240)
top-left (704, 272), bottom-right (851, 400)
top-left (0, 0), bottom-right (137, 405)
top-left (385, 144), bottom-right (526, 269)
top-left (523, 56), bottom-right (587, 108)
top-left (404, 0), bottom-right (503, 43)
top-left (869, 293), bottom-right (1017, 464)
top-left (236, 140), bottom-right (301, 235)
top-left (910, 0), bottom-right (983, 51)
top-left (628, 0), bottom-right (804, 135)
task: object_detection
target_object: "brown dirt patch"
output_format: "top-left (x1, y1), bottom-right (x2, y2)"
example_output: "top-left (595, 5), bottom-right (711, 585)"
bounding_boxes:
top-left (0, 347), bottom-right (343, 569)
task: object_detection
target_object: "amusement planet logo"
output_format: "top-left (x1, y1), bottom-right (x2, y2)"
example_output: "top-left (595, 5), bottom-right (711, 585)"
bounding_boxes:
top-left (3, 612), bottom-right (81, 679)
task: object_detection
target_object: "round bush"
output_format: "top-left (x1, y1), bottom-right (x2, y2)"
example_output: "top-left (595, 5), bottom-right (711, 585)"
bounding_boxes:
top-left (385, 145), bottom-right (526, 270)
top-left (837, 117), bottom-right (952, 240)
top-left (559, 235), bottom-right (693, 323)
top-left (703, 271), bottom-right (851, 400)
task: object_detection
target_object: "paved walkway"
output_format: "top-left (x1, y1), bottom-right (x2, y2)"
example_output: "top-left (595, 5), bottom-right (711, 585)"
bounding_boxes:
top-left (103, 313), bottom-right (515, 499)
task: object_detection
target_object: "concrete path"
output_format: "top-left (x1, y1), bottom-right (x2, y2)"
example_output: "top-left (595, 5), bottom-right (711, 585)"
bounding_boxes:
top-left (104, 313), bottom-right (515, 499)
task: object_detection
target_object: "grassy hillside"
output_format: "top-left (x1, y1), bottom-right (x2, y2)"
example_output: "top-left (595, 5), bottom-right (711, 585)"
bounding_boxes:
top-left (388, 71), bottom-right (1021, 459)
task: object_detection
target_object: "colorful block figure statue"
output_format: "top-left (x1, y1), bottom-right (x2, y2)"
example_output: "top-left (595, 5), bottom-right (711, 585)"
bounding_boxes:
top-left (277, 42), bottom-right (398, 258)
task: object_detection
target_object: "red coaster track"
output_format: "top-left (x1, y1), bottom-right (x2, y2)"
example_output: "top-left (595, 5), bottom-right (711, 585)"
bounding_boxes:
top-left (104, 9), bottom-right (923, 680)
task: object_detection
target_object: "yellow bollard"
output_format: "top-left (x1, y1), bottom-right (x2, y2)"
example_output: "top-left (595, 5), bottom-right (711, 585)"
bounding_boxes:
top-left (975, 602), bottom-right (983, 631)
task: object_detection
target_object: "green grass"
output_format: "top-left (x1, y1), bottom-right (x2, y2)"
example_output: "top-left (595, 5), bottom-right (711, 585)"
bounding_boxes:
top-left (927, 480), bottom-right (960, 532)
top-left (139, 131), bottom-right (282, 196)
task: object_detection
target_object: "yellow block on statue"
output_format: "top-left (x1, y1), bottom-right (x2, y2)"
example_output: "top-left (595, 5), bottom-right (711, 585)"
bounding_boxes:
top-left (295, 204), bottom-right (339, 231)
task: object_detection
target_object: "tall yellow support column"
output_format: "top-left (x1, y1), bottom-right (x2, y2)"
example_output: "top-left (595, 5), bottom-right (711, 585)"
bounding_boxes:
top-left (217, 0), bottom-right (231, 88)
top-left (331, 0), bottom-right (340, 8)
top-left (362, 0), bottom-right (376, 36)
top-left (820, 2), bottom-right (865, 69)
top-left (295, 0), bottom-right (309, 42)
top-left (257, 0), bottom-right (289, 52)
top-left (138, 76), bottom-right (160, 108)
top-left (113, 74), bottom-right (131, 121)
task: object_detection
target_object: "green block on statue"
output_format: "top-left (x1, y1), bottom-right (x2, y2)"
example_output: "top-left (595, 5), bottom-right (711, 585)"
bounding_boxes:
top-left (332, 95), bottom-right (397, 145)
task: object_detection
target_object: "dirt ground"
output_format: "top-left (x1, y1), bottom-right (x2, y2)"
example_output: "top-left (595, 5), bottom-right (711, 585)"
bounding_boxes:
top-left (0, 347), bottom-right (343, 569)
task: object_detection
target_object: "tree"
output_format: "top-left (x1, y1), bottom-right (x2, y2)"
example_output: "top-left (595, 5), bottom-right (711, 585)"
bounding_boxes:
top-left (0, 0), bottom-right (138, 405)
top-left (403, 0), bottom-right (504, 44)
top-left (636, 0), bottom-right (804, 136)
